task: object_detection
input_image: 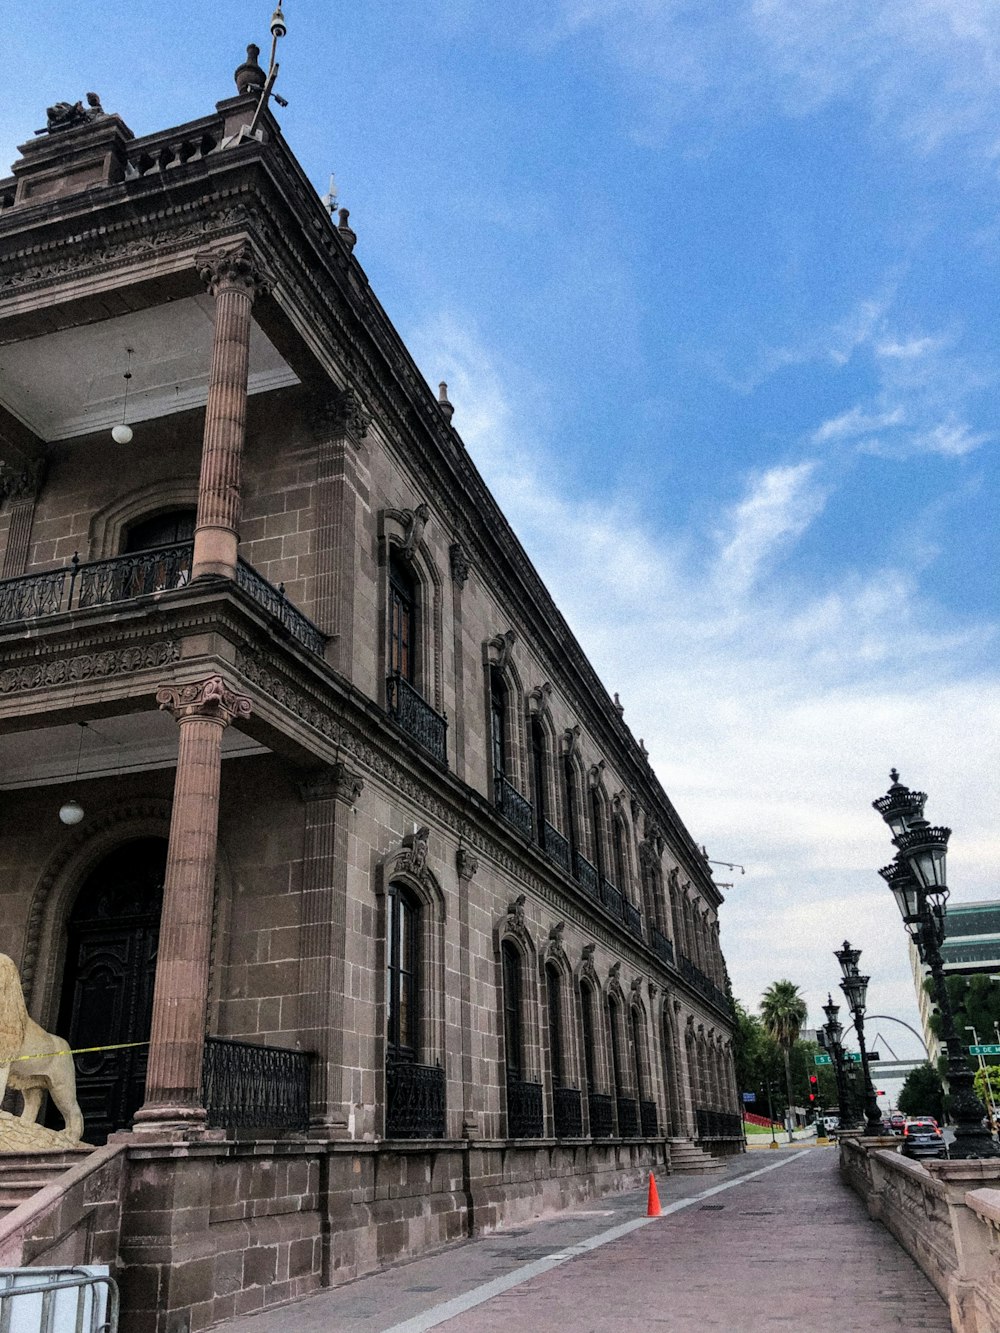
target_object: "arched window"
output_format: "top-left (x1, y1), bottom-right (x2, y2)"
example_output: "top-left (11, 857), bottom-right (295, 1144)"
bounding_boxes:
top-left (388, 552), bottom-right (417, 684)
top-left (580, 982), bottom-right (597, 1095)
top-left (613, 816), bottom-right (627, 894)
top-left (502, 941), bottom-right (523, 1082)
top-left (563, 756), bottom-right (579, 865)
top-left (609, 995), bottom-right (638, 1137)
top-left (631, 1008), bottom-right (645, 1102)
top-left (580, 979), bottom-right (612, 1137)
top-left (546, 964), bottom-right (563, 1088)
top-left (122, 507), bottom-right (196, 553)
top-left (386, 883), bottom-right (419, 1062)
top-left (590, 788), bottom-right (606, 880)
top-left (530, 716), bottom-right (547, 848)
top-left (490, 667), bottom-right (507, 785)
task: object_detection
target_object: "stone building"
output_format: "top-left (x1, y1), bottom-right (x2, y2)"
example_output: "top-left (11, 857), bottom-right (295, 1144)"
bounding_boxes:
top-left (0, 44), bottom-right (740, 1332)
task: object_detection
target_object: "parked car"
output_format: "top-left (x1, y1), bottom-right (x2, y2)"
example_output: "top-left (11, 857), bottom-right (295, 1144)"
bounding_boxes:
top-left (900, 1118), bottom-right (947, 1160)
top-left (889, 1112), bottom-right (906, 1135)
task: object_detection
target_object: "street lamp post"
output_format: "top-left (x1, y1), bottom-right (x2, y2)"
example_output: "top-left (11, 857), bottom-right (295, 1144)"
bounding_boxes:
top-left (822, 993), bottom-right (859, 1130)
top-left (834, 941), bottom-right (884, 1135)
top-left (873, 771), bottom-right (1000, 1159)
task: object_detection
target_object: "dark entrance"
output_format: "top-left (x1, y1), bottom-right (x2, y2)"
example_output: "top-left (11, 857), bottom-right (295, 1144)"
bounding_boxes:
top-left (53, 838), bottom-right (166, 1144)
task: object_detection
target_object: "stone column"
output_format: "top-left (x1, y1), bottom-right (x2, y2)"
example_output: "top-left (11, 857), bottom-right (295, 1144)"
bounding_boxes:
top-left (297, 762), bottom-right (364, 1134)
top-left (0, 459), bottom-right (45, 577)
top-left (134, 675), bottom-right (251, 1132)
top-left (456, 846), bottom-right (480, 1137)
top-left (191, 242), bottom-right (271, 582)
top-left (449, 545), bottom-right (470, 782)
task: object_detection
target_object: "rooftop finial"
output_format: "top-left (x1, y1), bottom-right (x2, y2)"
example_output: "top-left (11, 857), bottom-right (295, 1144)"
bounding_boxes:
top-left (890, 767), bottom-right (900, 784)
top-left (337, 208), bottom-right (357, 252)
top-left (235, 44), bottom-right (267, 96)
top-left (438, 382), bottom-right (454, 423)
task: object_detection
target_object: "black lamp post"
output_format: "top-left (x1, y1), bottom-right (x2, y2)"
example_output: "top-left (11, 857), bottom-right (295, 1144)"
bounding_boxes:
top-left (821, 992), bottom-right (858, 1130)
top-left (834, 941), bottom-right (884, 1135)
top-left (873, 770), bottom-right (999, 1159)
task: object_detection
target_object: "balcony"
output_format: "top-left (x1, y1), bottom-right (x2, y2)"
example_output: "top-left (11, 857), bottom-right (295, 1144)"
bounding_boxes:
top-left (574, 851), bottom-right (599, 899)
top-left (588, 1091), bottom-right (615, 1138)
top-left (496, 775), bottom-right (533, 837)
top-left (650, 926), bottom-right (675, 967)
top-left (624, 900), bottom-right (642, 939)
top-left (385, 1059), bottom-right (446, 1139)
top-left (696, 1108), bottom-right (743, 1140)
top-left (680, 955), bottom-right (731, 1015)
top-left (616, 1095), bottom-right (639, 1138)
top-left (640, 1099), bottom-right (659, 1137)
top-left (553, 1086), bottom-right (583, 1138)
top-left (600, 876), bottom-right (624, 922)
top-left (506, 1076), bottom-right (544, 1138)
top-left (542, 820), bottom-right (571, 873)
top-left (203, 1036), bottom-right (312, 1131)
top-left (386, 672), bottom-right (448, 766)
top-left (0, 542), bottom-right (327, 660)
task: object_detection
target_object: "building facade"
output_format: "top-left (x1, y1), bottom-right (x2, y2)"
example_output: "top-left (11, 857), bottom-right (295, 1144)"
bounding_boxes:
top-left (910, 899), bottom-right (1000, 1064)
top-left (0, 53), bottom-right (740, 1332)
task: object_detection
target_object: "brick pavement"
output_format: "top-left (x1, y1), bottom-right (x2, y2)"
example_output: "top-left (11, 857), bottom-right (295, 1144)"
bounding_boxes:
top-left (215, 1146), bottom-right (951, 1332)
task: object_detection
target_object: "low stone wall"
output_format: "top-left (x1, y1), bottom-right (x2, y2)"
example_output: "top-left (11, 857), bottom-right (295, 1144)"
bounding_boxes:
top-left (0, 1143), bottom-right (127, 1269)
top-left (840, 1136), bottom-right (1000, 1333)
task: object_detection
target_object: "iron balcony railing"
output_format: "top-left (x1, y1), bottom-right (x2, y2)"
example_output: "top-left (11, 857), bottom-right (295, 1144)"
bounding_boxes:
top-left (234, 557), bottom-right (326, 657)
top-left (588, 1091), bottom-right (615, 1138)
top-left (543, 820), bottom-right (571, 873)
top-left (624, 900), bottom-right (642, 938)
top-left (496, 774), bottom-right (533, 837)
top-left (203, 1036), bottom-right (312, 1131)
top-left (640, 1099), bottom-right (659, 1137)
top-left (574, 851), bottom-right (599, 899)
top-left (553, 1086), bottom-right (583, 1138)
top-left (0, 543), bottom-right (327, 660)
top-left (385, 1059), bottom-right (446, 1138)
top-left (600, 876), bottom-right (624, 922)
top-left (680, 955), bottom-right (731, 1015)
top-left (650, 925), bottom-right (675, 967)
top-left (506, 1076), bottom-right (544, 1138)
top-left (386, 672), bottom-right (448, 766)
top-left (696, 1108), bottom-right (744, 1140)
top-left (616, 1095), bottom-right (640, 1138)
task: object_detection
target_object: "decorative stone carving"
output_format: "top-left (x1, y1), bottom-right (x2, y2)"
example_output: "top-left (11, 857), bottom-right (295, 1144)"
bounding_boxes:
top-left (0, 954), bottom-right (85, 1149)
top-left (0, 459), bottom-right (45, 504)
top-left (648, 981), bottom-right (660, 1002)
top-left (613, 692), bottom-right (624, 718)
top-left (0, 640), bottom-right (180, 696)
top-left (456, 846), bottom-right (479, 881)
top-left (587, 761), bottom-right (605, 790)
top-left (337, 208), bottom-right (357, 253)
top-left (310, 385), bottom-right (370, 443)
top-left (639, 738), bottom-right (649, 759)
top-left (546, 921), bottom-right (567, 963)
top-left (297, 761), bottom-right (364, 806)
top-left (449, 542), bottom-right (470, 588)
top-left (608, 961), bottom-right (622, 985)
top-left (234, 44), bottom-right (267, 96)
top-left (401, 503), bottom-right (431, 559)
top-left (563, 725), bottom-right (581, 758)
top-left (506, 893), bottom-right (527, 930)
top-left (156, 675), bottom-right (253, 726)
top-left (487, 629), bottom-right (516, 671)
top-left (527, 682), bottom-right (552, 715)
top-left (437, 382), bottom-right (455, 423)
top-left (631, 975), bottom-right (644, 998)
top-left (35, 92), bottom-right (105, 136)
top-left (195, 241), bottom-right (273, 299)
top-left (393, 826), bottom-right (430, 879)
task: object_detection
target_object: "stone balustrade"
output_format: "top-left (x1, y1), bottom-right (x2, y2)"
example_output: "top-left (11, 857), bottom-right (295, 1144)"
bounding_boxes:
top-left (841, 1135), bottom-right (1000, 1332)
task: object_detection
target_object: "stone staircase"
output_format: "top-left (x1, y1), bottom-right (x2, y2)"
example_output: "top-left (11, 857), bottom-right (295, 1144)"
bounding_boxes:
top-left (668, 1137), bottom-right (725, 1173)
top-left (0, 1151), bottom-right (91, 1220)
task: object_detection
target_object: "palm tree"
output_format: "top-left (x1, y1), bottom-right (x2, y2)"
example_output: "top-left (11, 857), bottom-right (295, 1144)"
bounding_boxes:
top-left (760, 981), bottom-right (808, 1143)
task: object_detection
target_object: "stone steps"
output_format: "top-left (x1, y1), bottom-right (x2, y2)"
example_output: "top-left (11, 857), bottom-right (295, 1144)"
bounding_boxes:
top-left (668, 1137), bottom-right (725, 1173)
top-left (0, 1150), bottom-right (91, 1219)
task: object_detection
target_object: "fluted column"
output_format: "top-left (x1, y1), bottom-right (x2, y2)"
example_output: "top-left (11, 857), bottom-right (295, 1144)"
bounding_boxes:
top-left (297, 763), bottom-right (364, 1134)
top-left (191, 243), bottom-right (271, 581)
top-left (134, 675), bottom-right (251, 1132)
top-left (456, 847), bottom-right (480, 1137)
top-left (0, 459), bottom-right (45, 577)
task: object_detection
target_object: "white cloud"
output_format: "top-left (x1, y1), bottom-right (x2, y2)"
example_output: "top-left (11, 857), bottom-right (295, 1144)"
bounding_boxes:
top-left (409, 312), bottom-right (1000, 1046)
top-left (811, 406), bottom-right (905, 445)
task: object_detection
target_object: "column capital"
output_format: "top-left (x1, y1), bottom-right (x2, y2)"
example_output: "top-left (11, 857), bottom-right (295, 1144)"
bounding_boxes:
top-left (309, 384), bottom-right (370, 444)
top-left (298, 761), bottom-right (364, 806)
top-left (156, 675), bottom-right (252, 726)
top-left (195, 241), bottom-right (273, 300)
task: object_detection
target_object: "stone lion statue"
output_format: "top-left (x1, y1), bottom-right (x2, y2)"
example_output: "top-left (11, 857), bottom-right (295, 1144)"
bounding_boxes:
top-left (0, 954), bottom-right (84, 1144)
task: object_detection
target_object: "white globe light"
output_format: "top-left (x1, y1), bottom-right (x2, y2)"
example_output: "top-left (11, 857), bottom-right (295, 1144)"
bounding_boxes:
top-left (112, 424), bottom-right (133, 444)
top-left (58, 799), bottom-right (85, 826)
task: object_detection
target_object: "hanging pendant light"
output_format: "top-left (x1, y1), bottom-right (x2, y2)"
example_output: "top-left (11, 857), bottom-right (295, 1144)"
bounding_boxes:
top-left (111, 348), bottom-right (134, 444)
top-left (59, 723), bottom-right (88, 826)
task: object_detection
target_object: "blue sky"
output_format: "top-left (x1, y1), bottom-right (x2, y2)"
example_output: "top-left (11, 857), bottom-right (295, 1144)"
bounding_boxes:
top-left (8, 2), bottom-right (1000, 1054)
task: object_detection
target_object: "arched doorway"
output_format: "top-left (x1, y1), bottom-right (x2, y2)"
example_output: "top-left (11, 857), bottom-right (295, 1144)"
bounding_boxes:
top-left (52, 838), bottom-right (166, 1143)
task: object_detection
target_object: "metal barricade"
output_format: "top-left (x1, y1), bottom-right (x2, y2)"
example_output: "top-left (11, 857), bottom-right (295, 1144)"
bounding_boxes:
top-left (0, 1266), bottom-right (119, 1333)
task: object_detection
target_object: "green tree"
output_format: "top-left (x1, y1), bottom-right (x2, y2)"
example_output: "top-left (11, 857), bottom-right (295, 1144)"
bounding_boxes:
top-left (897, 1062), bottom-right (945, 1122)
top-left (760, 981), bottom-right (808, 1141)
top-left (732, 1000), bottom-right (783, 1119)
top-left (973, 1064), bottom-right (1000, 1115)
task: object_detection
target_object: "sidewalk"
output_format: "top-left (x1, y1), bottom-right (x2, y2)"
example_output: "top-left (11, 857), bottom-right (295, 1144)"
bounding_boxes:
top-left (215, 1145), bottom-right (950, 1332)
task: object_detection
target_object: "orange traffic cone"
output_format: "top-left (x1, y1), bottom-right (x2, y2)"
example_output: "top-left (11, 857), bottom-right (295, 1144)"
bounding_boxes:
top-left (647, 1171), bottom-right (661, 1217)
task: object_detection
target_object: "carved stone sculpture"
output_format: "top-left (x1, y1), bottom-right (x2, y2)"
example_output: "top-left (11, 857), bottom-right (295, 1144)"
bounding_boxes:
top-left (36, 93), bottom-right (105, 136)
top-left (0, 954), bottom-right (85, 1149)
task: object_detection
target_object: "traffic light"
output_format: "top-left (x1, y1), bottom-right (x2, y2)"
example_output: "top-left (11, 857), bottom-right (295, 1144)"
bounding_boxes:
top-left (808, 1074), bottom-right (818, 1103)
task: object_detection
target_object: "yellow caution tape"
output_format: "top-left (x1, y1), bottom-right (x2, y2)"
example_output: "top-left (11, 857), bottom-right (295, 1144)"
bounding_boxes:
top-left (9, 1041), bottom-right (150, 1063)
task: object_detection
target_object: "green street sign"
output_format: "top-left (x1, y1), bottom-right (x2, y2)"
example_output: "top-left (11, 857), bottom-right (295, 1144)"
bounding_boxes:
top-left (846, 1052), bottom-right (863, 1063)
top-left (969, 1044), bottom-right (1000, 1056)
top-left (813, 1054), bottom-right (833, 1065)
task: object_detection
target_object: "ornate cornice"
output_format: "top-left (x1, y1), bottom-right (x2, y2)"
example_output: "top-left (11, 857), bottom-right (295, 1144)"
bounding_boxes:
top-left (0, 639), bottom-right (179, 696)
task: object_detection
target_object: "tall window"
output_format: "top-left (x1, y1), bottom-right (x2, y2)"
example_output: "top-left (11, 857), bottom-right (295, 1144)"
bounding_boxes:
top-left (502, 941), bottom-right (523, 1081)
top-left (608, 996), bottom-right (625, 1099)
top-left (123, 508), bottom-right (196, 553)
top-left (580, 983), bottom-right (597, 1093)
top-left (631, 1009), bottom-right (645, 1101)
top-left (490, 668), bottom-right (507, 785)
top-left (530, 716), bottom-right (547, 847)
top-left (389, 552), bottom-right (417, 683)
top-left (613, 817), bottom-right (627, 894)
top-left (563, 757), bottom-right (578, 863)
top-left (546, 965), bottom-right (563, 1088)
top-left (590, 789), bottom-right (605, 880)
top-left (386, 884), bottom-right (419, 1062)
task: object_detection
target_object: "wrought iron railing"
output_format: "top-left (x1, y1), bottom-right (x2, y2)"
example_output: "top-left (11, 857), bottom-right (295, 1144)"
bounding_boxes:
top-left (588, 1091), bottom-right (615, 1138)
top-left (385, 1059), bottom-right (446, 1138)
top-left (600, 877), bottom-right (624, 921)
top-left (696, 1108), bottom-right (743, 1140)
top-left (624, 900), bottom-right (642, 938)
top-left (574, 851), bottom-right (599, 899)
top-left (496, 775), bottom-right (533, 837)
top-left (543, 820), bottom-right (571, 872)
top-left (640, 1099), bottom-right (659, 1137)
top-left (651, 925), bottom-right (675, 966)
top-left (235, 558), bottom-right (326, 657)
top-left (203, 1036), bottom-right (312, 1130)
top-left (616, 1095), bottom-right (639, 1138)
top-left (553, 1086), bottom-right (583, 1138)
top-left (386, 672), bottom-right (448, 766)
top-left (680, 955), bottom-right (730, 1015)
top-left (506, 1076), bottom-right (544, 1138)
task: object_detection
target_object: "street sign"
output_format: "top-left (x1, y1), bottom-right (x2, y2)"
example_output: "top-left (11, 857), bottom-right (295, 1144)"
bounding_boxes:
top-left (813, 1054), bottom-right (833, 1065)
top-left (742, 1092), bottom-right (756, 1102)
top-left (970, 1044), bottom-right (1000, 1056)
top-left (869, 1052), bottom-right (880, 1061)
top-left (846, 1052), bottom-right (862, 1063)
